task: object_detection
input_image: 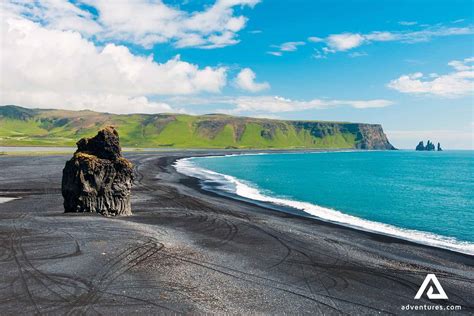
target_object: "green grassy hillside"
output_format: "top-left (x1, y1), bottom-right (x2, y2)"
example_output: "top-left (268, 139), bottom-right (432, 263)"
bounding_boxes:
top-left (0, 105), bottom-right (395, 150)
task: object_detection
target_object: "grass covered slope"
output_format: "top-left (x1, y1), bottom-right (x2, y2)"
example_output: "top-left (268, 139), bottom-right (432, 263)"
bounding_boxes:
top-left (0, 105), bottom-right (395, 149)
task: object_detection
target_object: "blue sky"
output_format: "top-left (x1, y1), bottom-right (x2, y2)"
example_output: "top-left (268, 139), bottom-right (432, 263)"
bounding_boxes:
top-left (1, 0), bottom-right (473, 148)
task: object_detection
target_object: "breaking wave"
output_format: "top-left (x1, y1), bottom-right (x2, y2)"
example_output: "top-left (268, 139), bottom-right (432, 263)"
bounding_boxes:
top-left (175, 156), bottom-right (474, 256)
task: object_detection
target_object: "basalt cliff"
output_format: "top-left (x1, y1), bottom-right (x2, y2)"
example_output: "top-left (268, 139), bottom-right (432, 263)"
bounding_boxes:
top-left (1, 105), bottom-right (395, 150)
top-left (61, 127), bottom-right (133, 216)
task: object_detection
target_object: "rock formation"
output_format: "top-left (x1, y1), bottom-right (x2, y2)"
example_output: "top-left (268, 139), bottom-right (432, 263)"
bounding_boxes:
top-left (416, 141), bottom-right (425, 151)
top-left (416, 140), bottom-right (437, 151)
top-left (425, 140), bottom-right (435, 151)
top-left (437, 142), bottom-right (443, 151)
top-left (62, 127), bottom-right (133, 216)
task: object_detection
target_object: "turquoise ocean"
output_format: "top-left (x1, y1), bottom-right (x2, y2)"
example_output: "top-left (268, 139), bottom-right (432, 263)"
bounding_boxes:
top-left (176, 151), bottom-right (474, 255)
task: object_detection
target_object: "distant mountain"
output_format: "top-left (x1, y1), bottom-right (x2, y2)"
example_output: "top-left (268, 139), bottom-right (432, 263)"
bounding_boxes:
top-left (0, 105), bottom-right (395, 149)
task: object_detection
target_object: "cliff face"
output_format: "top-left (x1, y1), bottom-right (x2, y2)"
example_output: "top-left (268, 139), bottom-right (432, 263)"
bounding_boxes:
top-left (289, 121), bottom-right (394, 150)
top-left (354, 124), bottom-right (395, 150)
top-left (0, 105), bottom-right (395, 150)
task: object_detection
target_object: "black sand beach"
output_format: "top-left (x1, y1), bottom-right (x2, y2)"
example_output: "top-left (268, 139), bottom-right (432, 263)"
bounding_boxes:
top-left (0, 151), bottom-right (473, 315)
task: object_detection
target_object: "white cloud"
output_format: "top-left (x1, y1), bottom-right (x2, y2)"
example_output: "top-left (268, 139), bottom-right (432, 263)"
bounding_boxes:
top-left (250, 113), bottom-right (281, 119)
top-left (448, 57), bottom-right (474, 71)
top-left (327, 33), bottom-right (365, 51)
top-left (308, 36), bottom-right (324, 43)
top-left (267, 51), bottom-right (283, 57)
top-left (278, 41), bottom-right (306, 51)
top-left (167, 95), bottom-right (394, 113)
top-left (2, 0), bottom-right (102, 35)
top-left (0, 14), bottom-right (228, 113)
top-left (312, 50), bottom-right (327, 59)
top-left (363, 31), bottom-right (397, 42)
top-left (4, 0), bottom-right (260, 49)
top-left (234, 68), bottom-right (270, 92)
top-left (221, 96), bottom-right (393, 113)
top-left (387, 57), bottom-right (474, 97)
top-left (268, 41), bottom-right (305, 56)
top-left (311, 25), bottom-right (473, 57)
top-left (397, 26), bottom-right (472, 43)
top-left (398, 21), bottom-right (418, 26)
top-left (2, 91), bottom-right (174, 114)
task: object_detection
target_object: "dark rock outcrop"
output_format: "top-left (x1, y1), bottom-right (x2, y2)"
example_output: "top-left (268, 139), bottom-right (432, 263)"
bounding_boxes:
top-left (62, 127), bottom-right (133, 216)
top-left (416, 140), bottom-right (437, 151)
top-left (416, 141), bottom-right (425, 151)
top-left (426, 140), bottom-right (435, 151)
top-left (437, 142), bottom-right (443, 151)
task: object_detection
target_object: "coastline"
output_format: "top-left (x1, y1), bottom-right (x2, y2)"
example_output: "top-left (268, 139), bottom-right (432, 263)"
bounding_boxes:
top-left (174, 152), bottom-right (474, 256)
top-left (0, 151), bottom-right (473, 314)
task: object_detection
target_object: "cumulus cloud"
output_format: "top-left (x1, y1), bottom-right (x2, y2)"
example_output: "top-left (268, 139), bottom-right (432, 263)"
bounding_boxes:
top-left (0, 13), bottom-right (228, 113)
top-left (234, 68), bottom-right (270, 92)
top-left (327, 33), bottom-right (365, 51)
top-left (166, 96), bottom-right (394, 114)
top-left (2, 0), bottom-right (102, 35)
top-left (4, 0), bottom-right (260, 49)
top-left (310, 25), bottom-right (473, 57)
top-left (387, 57), bottom-right (474, 97)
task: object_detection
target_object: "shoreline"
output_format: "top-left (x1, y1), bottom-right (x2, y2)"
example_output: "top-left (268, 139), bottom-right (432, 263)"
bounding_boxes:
top-left (0, 151), bottom-right (473, 314)
top-left (1, 149), bottom-right (473, 257)
top-left (172, 153), bottom-right (474, 258)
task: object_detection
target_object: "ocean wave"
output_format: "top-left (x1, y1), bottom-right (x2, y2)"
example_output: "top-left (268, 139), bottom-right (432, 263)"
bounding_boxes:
top-left (0, 197), bottom-right (19, 204)
top-left (175, 157), bottom-right (474, 256)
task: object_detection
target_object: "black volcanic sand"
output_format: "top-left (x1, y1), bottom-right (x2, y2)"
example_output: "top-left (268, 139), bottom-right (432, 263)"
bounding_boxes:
top-left (0, 152), bottom-right (473, 315)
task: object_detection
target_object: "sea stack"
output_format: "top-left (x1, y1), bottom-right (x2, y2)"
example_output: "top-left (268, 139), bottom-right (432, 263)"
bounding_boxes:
top-left (61, 127), bottom-right (133, 216)
top-left (416, 141), bottom-right (425, 151)
top-left (437, 142), bottom-right (443, 151)
top-left (425, 140), bottom-right (435, 151)
top-left (415, 140), bottom-right (436, 151)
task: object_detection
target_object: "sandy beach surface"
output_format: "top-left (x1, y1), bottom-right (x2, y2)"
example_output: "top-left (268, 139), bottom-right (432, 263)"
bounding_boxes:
top-left (0, 151), bottom-right (472, 315)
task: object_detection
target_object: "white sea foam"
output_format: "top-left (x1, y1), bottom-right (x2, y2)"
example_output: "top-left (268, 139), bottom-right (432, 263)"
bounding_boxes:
top-left (175, 156), bottom-right (474, 256)
top-left (0, 197), bottom-right (18, 204)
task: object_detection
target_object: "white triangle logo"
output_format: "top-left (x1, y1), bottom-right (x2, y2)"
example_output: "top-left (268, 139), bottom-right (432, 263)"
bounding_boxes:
top-left (414, 274), bottom-right (448, 300)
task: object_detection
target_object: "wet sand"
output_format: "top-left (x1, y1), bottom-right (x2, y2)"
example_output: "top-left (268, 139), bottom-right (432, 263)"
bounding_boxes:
top-left (0, 151), bottom-right (473, 315)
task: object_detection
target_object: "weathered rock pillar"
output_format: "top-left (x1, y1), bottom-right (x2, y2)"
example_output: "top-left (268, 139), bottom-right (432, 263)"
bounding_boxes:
top-left (62, 126), bottom-right (133, 216)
